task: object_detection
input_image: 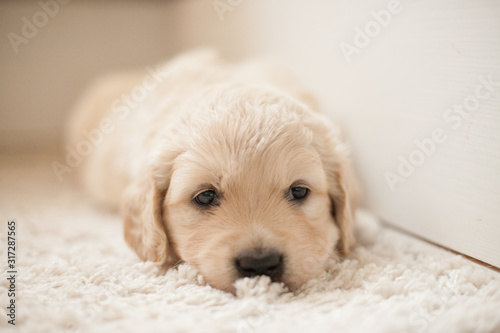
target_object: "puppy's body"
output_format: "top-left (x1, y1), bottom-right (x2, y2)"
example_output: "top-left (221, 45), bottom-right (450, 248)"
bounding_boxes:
top-left (68, 50), bottom-right (358, 292)
top-left (68, 51), bottom-right (315, 208)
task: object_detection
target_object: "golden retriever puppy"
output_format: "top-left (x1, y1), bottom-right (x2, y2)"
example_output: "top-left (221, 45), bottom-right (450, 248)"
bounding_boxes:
top-left (66, 50), bottom-right (358, 293)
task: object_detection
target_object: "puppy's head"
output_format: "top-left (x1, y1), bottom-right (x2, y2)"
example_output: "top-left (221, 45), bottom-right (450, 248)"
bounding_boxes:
top-left (123, 86), bottom-right (357, 292)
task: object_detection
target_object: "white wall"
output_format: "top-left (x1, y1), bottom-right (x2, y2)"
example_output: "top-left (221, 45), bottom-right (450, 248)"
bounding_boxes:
top-left (1, 0), bottom-right (499, 267)
top-left (0, 1), bottom-right (179, 152)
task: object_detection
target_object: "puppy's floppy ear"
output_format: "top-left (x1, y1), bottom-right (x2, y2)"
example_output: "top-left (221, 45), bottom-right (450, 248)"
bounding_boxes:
top-left (305, 114), bottom-right (359, 256)
top-left (121, 149), bottom-right (179, 263)
top-left (328, 157), bottom-right (358, 256)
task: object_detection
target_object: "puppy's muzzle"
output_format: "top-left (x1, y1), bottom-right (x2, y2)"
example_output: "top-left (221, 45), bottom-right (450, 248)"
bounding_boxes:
top-left (235, 249), bottom-right (284, 280)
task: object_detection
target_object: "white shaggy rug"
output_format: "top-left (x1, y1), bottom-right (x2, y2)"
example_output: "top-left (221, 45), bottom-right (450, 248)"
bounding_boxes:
top-left (1, 154), bottom-right (500, 333)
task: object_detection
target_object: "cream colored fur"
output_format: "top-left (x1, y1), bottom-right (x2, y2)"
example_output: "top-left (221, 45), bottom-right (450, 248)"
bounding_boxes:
top-left (67, 49), bottom-right (358, 292)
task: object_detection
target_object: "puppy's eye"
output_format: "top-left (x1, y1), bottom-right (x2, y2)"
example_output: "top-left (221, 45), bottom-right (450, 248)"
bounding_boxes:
top-left (194, 190), bottom-right (217, 206)
top-left (290, 186), bottom-right (309, 200)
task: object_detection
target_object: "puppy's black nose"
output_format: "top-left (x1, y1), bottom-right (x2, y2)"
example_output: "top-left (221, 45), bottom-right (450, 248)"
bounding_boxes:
top-left (235, 250), bottom-right (284, 279)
